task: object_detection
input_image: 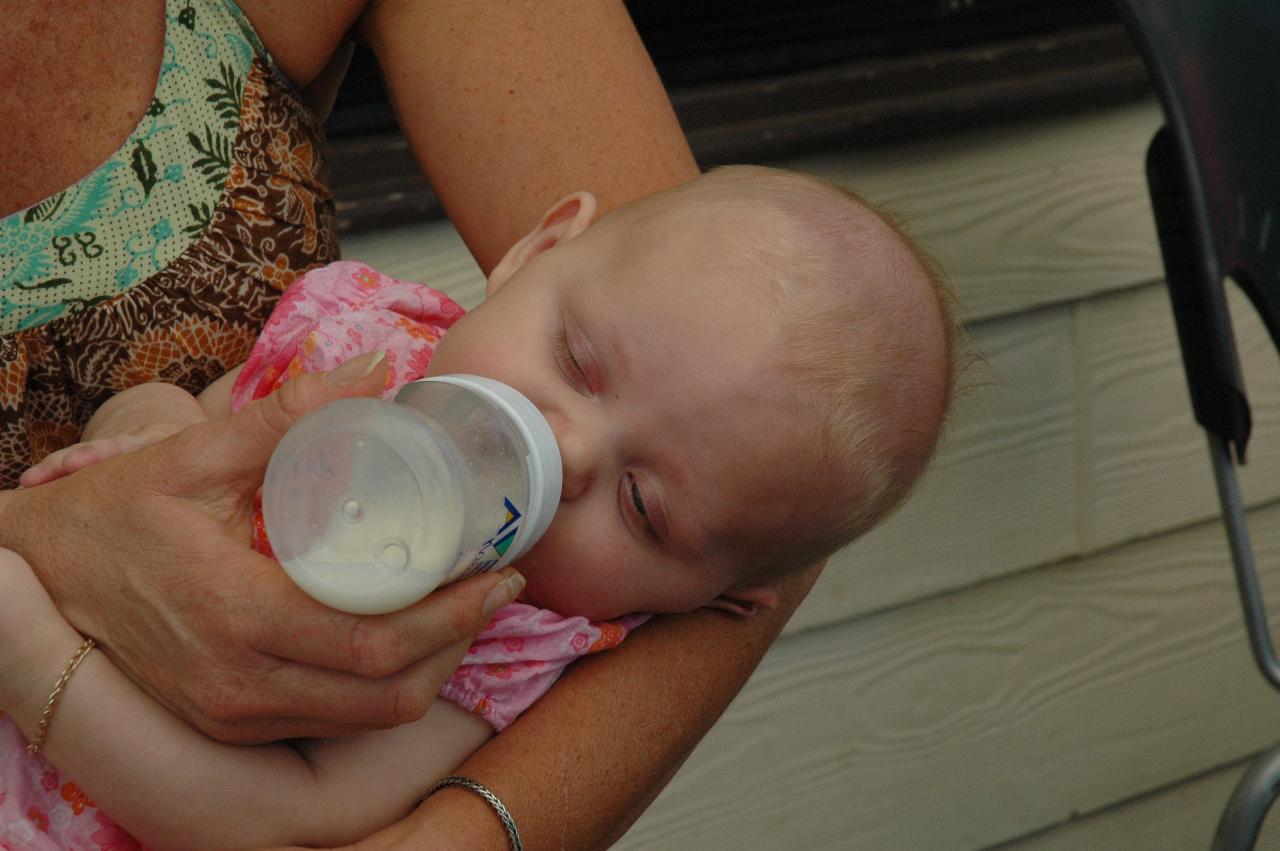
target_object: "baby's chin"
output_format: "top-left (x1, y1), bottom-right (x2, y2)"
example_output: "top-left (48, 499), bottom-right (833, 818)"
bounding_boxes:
top-left (513, 574), bottom-right (625, 621)
top-left (515, 591), bottom-right (611, 621)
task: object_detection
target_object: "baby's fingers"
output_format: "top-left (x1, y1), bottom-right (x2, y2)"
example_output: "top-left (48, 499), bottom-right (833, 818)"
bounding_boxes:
top-left (19, 438), bottom-right (133, 487)
top-left (20, 443), bottom-right (99, 487)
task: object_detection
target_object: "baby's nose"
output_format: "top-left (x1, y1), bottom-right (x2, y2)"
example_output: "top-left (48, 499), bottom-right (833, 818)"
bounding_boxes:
top-left (550, 415), bottom-right (596, 501)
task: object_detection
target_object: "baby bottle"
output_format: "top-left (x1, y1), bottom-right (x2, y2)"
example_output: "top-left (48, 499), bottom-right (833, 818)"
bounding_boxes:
top-left (260, 375), bottom-right (561, 614)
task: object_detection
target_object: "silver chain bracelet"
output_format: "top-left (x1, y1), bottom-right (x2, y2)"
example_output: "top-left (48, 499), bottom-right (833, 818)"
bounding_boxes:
top-left (426, 775), bottom-right (523, 851)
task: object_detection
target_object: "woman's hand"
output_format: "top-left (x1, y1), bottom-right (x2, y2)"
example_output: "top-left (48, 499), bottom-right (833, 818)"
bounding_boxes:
top-left (0, 353), bottom-right (524, 743)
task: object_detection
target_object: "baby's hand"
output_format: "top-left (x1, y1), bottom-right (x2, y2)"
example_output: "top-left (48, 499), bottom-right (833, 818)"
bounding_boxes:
top-left (19, 432), bottom-right (170, 487)
top-left (20, 381), bottom-right (209, 487)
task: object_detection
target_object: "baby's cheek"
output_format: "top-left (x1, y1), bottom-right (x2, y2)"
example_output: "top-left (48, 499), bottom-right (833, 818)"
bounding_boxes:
top-left (506, 541), bottom-right (559, 605)
top-left (513, 507), bottom-right (638, 617)
top-left (427, 320), bottom-right (505, 379)
top-left (513, 555), bottom-right (599, 618)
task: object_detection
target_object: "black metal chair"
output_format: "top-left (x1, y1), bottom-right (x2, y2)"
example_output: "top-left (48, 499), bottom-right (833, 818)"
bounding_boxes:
top-left (1111, 2), bottom-right (1280, 848)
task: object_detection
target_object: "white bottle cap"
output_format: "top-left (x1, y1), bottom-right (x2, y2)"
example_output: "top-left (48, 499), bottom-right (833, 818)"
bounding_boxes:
top-left (411, 375), bottom-right (562, 567)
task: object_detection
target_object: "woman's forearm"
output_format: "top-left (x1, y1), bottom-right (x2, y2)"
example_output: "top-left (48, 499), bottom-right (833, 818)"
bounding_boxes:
top-left (359, 0), bottom-right (699, 274)
top-left (365, 564), bottom-right (823, 850)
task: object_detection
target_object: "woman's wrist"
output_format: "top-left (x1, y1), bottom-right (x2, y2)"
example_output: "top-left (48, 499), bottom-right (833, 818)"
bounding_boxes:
top-left (0, 486), bottom-right (62, 597)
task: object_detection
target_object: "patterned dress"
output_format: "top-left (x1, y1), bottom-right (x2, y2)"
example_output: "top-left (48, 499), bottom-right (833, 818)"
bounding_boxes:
top-left (0, 0), bottom-right (337, 487)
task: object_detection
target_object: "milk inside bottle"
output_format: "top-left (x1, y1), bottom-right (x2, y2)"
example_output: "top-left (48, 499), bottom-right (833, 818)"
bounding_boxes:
top-left (261, 375), bottom-right (560, 614)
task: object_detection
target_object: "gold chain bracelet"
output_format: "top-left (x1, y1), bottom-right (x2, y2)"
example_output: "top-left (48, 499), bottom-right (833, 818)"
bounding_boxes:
top-left (27, 637), bottom-right (95, 756)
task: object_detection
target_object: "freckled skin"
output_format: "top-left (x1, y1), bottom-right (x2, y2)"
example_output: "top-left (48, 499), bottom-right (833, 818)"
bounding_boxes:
top-left (0, 1), bottom-right (164, 217)
top-left (0, 0), bottom-right (369, 220)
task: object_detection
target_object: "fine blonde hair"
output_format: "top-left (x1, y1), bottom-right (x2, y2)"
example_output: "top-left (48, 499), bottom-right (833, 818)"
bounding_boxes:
top-left (597, 165), bottom-right (962, 579)
top-left (700, 166), bottom-right (961, 577)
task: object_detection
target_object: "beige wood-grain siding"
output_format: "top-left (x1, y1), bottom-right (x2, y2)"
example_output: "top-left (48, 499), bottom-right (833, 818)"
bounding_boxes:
top-left (619, 503), bottom-right (1280, 850)
top-left (790, 279), bottom-right (1280, 637)
top-left (342, 95), bottom-right (1280, 849)
top-left (998, 759), bottom-right (1280, 851)
top-left (787, 306), bottom-right (1079, 631)
top-left (1081, 284), bottom-right (1280, 552)
top-left (784, 100), bottom-right (1166, 324)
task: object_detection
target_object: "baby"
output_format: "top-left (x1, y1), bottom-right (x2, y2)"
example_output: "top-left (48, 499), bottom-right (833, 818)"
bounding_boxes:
top-left (0, 165), bottom-right (956, 848)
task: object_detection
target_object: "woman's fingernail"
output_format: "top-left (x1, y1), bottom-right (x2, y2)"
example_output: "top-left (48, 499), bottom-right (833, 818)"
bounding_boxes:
top-left (482, 571), bottom-right (526, 619)
top-left (326, 351), bottom-right (386, 388)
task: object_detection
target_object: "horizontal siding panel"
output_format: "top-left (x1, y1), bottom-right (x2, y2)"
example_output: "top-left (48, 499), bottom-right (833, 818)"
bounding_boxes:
top-left (785, 99), bottom-right (1164, 323)
top-left (785, 271), bottom-right (1280, 639)
top-left (788, 306), bottom-right (1077, 633)
top-left (998, 758), bottom-right (1280, 851)
top-left (622, 503), bottom-right (1280, 850)
top-left (1081, 283), bottom-right (1280, 552)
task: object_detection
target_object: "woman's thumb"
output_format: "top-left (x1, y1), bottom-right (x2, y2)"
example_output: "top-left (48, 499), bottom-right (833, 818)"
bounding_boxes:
top-left (197, 351), bottom-right (389, 483)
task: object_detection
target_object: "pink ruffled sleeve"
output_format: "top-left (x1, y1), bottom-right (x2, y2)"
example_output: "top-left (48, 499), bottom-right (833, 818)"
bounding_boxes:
top-left (440, 605), bottom-right (651, 731)
top-left (229, 260), bottom-right (465, 411)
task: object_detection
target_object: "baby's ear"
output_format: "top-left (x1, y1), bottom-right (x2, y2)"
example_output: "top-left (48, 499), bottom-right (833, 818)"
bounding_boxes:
top-left (486, 191), bottom-right (598, 296)
top-left (706, 584), bottom-right (780, 616)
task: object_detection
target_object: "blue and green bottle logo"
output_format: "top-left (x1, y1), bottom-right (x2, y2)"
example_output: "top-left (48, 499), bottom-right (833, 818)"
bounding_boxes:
top-left (466, 497), bottom-right (523, 577)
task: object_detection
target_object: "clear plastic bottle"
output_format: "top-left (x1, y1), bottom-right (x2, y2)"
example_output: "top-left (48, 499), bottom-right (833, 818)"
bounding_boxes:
top-left (260, 375), bottom-right (560, 614)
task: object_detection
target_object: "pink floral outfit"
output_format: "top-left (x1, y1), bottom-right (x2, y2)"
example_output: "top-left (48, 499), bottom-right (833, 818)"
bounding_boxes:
top-left (0, 719), bottom-right (140, 850)
top-left (0, 261), bottom-right (647, 847)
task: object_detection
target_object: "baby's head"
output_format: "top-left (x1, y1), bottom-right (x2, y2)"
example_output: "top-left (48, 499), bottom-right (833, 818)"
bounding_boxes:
top-left (427, 165), bottom-right (956, 620)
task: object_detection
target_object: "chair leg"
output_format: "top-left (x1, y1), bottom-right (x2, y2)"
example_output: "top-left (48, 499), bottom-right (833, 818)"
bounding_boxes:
top-left (1207, 435), bottom-right (1280, 692)
top-left (1211, 744), bottom-right (1280, 851)
top-left (1206, 433), bottom-right (1280, 850)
